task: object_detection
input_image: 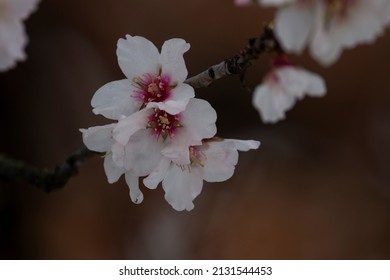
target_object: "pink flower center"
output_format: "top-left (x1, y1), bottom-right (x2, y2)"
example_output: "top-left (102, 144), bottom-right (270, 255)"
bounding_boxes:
top-left (132, 73), bottom-right (173, 107)
top-left (147, 109), bottom-right (182, 140)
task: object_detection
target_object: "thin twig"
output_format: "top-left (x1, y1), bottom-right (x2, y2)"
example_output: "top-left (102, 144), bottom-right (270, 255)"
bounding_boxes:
top-left (0, 145), bottom-right (98, 192)
top-left (185, 24), bottom-right (281, 88)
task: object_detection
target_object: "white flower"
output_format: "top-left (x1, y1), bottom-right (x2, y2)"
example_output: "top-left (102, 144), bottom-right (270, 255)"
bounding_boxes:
top-left (81, 35), bottom-right (223, 207)
top-left (261, 0), bottom-right (390, 66)
top-left (91, 35), bottom-right (194, 120)
top-left (81, 97), bottom-right (217, 205)
top-left (0, 0), bottom-right (39, 71)
top-left (112, 98), bottom-right (217, 171)
top-left (253, 65), bottom-right (326, 123)
top-left (143, 138), bottom-right (261, 211)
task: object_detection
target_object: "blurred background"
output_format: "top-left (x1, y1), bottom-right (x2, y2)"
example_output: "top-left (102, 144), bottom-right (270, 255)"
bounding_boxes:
top-left (0, 0), bottom-right (390, 259)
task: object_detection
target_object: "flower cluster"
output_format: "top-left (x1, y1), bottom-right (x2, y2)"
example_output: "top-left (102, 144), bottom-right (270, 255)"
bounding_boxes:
top-left (236, 0), bottom-right (390, 66)
top-left (0, 0), bottom-right (40, 71)
top-left (81, 35), bottom-right (260, 211)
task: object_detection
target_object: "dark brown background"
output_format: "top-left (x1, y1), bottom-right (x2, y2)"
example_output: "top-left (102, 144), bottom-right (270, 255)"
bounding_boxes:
top-left (0, 0), bottom-right (389, 259)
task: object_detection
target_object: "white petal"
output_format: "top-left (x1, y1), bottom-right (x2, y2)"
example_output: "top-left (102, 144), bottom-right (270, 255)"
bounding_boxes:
top-left (309, 2), bottom-right (342, 66)
top-left (310, 0), bottom-right (386, 66)
top-left (202, 142), bottom-right (237, 183)
top-left (0, 19), bottom-right (26, 71)
top-left (111, 142), bottom-right (125, 168)
top-left (146, 83), bottom-right (194, 115)
top-left (5, 0), bottom-right (39, 20)
top-left (159, 38), bottom-right (190, 83)
top-left (274, 3), bottom-right (314, 53)
top-left (113, 108), bottom-right (150, 145)
top-left (310, 30), bottom-right (342, 66)
top-left (125, 172), bottom-right (144, 204)
top-left (91, 79), bottom-right (140, 120)
top-left (161, 127), bottom-right (194, 165)
top-left (252, 81), bottom-right (296, 124)
top-left (181, 98), bottom-right (217, 141)
top-left (297, 69), bottom-right (326, 97)
top-left (122, 130), bottom-right (163, 175)
top-left (223, 139), bottom-right (261, 152)
top-left (277, 67), bottom-right (310, 99)
top-left (161, 98), bottom-right (217, 165)
top-left (117, 35), bottom-right (159, 79)
top-left (143, 157), bottom-right (171, 189)
top-left (334, 1), bottom-right (384, 48)
top-left (162, 166), bottom-right (203, 211)
top-left (80, 124), bottom-right (115, 152)
top-left (202, 139), bottom-right (260, 182)
top-left (103, 154), bottom-right (124, 183)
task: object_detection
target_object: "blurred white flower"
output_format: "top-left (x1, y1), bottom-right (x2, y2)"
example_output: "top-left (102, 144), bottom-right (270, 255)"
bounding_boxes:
top-left (309, 0), bottom-right (389, 65)
top-left (249, 0), bottom-right (390, 66)
top-left (0, 0), bottom-right (39, 71)
top-left (91, 35), bottom-right (194, 120)
top-left (143, 138), bottom-right (260, 211)
top-left (253, 61), bottom-right (326, 123)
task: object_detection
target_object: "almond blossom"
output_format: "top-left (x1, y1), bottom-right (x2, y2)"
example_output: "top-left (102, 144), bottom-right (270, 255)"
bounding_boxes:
top-left (112, 98), bottom-right (217, 171)
top-left (81, 34), bottom-right (221, 207)
top-left (143, 138), bottom-right (260, 211)
top-left (0, 0), bottom-right (39, 71)
top-left (81, 34), bottom-right (263, 211)
top-left (91, 35), bottom-right (195, 120)
top-left (252, 57), bottom-right (326, 123)
top-left (241, 0), bottom-right (390, 66)
top-left (80, 111), bottom-right (217, 206)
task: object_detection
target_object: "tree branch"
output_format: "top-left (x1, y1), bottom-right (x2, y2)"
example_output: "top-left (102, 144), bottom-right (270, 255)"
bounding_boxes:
top-left (0, 145), bottom-right (98, 192)
top-left (185, 24), bottom-right (281, 88)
